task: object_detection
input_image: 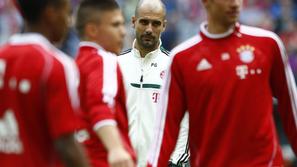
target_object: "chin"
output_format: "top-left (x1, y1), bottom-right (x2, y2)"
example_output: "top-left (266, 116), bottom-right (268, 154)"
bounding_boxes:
top-left (224, 20), bottom-right (237, 27)
top-left (52, 34), bottom-right (66, 44)
top-left (111, 49), bottom-right (121, 55)
top-left (229, 17), bottom-right (239, 24)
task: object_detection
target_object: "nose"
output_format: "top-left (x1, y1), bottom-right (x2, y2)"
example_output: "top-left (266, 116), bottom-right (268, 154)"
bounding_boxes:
top-left (230, 0), bottom-right (241, 8)
top-left (145, 23), bottom-right (153, 35)
top-left (120, 24), bottom-right (126, 38)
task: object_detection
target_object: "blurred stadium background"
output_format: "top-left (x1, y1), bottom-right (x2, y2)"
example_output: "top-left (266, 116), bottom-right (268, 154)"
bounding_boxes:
top-left (1, 0), bottom-right (297, 166)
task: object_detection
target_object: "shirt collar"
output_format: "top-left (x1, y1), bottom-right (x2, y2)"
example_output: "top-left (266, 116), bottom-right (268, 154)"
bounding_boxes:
top-left (79, 41), bottom-right (118, 58)
top-left (8, 33), bottom-right (54, 52)
top-left (79, 41), bottom-right (104, 50)
top-left (132, 39), bottom-right (162, 59)
top-left (200, 21), bottom-right (239, 39)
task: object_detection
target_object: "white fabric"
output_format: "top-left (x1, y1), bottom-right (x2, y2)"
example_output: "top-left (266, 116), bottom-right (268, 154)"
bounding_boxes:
top-left (118, 41), bottom-right (189, 166)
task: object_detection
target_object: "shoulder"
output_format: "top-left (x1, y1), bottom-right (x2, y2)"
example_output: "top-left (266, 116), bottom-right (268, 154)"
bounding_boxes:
top-left (98, 49), bottom-right (118, 66)
top-left (53, 49), bottom-right (77, 70)
top-left (160, 46), bottom-right (170, 56)
top-left (170, 34), bottom-right (202, 58)
top-left (239, 25), bottom-right (282, 45)
top-left (119, 48), bottom-right (132, 56)
top-left (118, 48), bottom-right (133, 63)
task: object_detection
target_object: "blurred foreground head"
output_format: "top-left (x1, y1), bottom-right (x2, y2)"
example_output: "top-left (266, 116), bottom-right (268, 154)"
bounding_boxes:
top-left (13, 0), bottom-right (71, 43)
top-left (76, 0), bottom-right (126, 55)
top-left (201, 0), bottom-right (242, 27)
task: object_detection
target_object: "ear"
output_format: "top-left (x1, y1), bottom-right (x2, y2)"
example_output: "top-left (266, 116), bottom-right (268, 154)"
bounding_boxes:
top-left (201, 0), bottom-right (207, 4)
top-left (201, 0), bottom-right (209, 8)
top-left (85, 23), bottom-right (98, 39)
top-left (131, 16), bottom-right (136, 29)
top-left (42, 6), bottom-right (57, 25)
top-left (162, 19), bottom-right (167, 32)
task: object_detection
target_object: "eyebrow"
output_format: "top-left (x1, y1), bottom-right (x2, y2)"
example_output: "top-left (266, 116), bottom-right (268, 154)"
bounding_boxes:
top-left (138, 18), bottom-right (162, 23)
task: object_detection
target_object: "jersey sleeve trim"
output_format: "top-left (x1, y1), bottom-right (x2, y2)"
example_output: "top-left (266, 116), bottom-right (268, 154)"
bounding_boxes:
top-left (100, 50), bottom-right (118, 108)
top-left (53, 49), bottom-right (80, 110)
top-left (93, 119), bottom-right (117, 132)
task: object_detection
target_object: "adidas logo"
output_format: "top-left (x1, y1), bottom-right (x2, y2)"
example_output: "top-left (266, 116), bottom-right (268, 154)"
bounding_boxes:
top-left (197, 58), bottom-right (212, 71)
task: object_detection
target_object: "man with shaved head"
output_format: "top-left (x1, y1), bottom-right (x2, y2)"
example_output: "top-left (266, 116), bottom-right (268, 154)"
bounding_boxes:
top-left (118, 0), bottom-right (189, 166)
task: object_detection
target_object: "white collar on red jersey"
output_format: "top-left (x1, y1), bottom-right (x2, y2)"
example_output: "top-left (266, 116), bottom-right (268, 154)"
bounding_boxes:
top-left (8, 33), bottom-right (53, 52)
top-left (78, 41), bottom-right (117, 58)
top-left (200, 21), bottom-right (236, 39)
top-left (79, 41), bottom-right (104, 50)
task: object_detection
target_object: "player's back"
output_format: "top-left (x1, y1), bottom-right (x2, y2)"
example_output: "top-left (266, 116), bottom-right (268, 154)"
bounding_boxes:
top-left (0, 34), bottom-right (77, 167)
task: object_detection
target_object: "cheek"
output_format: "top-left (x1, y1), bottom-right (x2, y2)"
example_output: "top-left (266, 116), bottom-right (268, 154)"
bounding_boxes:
top-left (136, 26), bottom-right (145, 33)
top-left (58, 14), bottom-right (69, 30)
top-left (153, 29), bottom-right (162, 36)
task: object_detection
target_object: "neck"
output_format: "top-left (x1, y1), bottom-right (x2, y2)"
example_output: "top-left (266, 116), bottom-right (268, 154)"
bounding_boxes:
top-left (135, 41), bottom-right (159, 58)
top-left (24, 23), bottom-right (53, 43)
top-left (206, 18), bottom-right (234, 34)
top-left (81, 37), bottom-right (98, 45)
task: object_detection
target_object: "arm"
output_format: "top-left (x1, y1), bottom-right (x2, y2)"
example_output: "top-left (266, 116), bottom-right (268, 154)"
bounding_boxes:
top-left (270, 35), bottom-right (297, 155)
top-left (95, 125), bottom-right (134, 167)
top-left (169, 112), bottom-right (190, 166)
top-left (55, 134), bottom-right (89, 167)
top-left (46, 54), bottom-right (89, 167)
top-left (147, 53), bottom-right (187, 167)
top-left (85, 54), bottom-right (134, 167)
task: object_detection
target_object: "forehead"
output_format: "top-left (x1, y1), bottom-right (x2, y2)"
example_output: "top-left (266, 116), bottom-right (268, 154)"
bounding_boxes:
top-left (137, 5), bottom-right (165, 20)
top-left (99, 9), bottom-right (124, 22)
top-left (57, 0), bottom-right (70, 8)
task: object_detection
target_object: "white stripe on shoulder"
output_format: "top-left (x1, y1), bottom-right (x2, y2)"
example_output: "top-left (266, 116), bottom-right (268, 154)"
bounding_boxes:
top-left (98, 49), bottom-right (118, 108)
top-left (53, 49), bottom-right (80, 110)
top-left (241, 25), bottom-right (297, 152)
top-left (170, 35), bottom-right (202, 58)
top-left (239, 25), bottom-right (278, 39)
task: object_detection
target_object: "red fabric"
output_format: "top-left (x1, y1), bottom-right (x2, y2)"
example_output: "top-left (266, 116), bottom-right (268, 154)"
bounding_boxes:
top-left (149, 24), bottom-right (297, 167)
top-left (0, 35), bottom-right (80, 167)
top-left (76, 44), bottom-right (136, 166)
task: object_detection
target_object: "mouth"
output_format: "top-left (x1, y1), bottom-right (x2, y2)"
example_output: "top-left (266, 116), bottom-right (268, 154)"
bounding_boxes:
top-left (227, 10), bottom-right (239, 17)
top-left (142, 35), bottom-right (154, 42)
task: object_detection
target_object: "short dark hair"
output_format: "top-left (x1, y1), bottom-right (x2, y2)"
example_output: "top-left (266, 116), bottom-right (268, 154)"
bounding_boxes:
top-left (14, 0), bottom-right (64, 24)
top-left (75, 0), bottom-right (120, 38)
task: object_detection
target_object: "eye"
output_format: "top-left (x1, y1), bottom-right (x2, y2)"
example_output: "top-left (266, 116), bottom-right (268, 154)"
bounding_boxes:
top-left (112, 22), bottom-right (121, 27)
top-left (139, 19), bottom-right (149, 25)
top-left (152, 21), bottom-right (162, 27)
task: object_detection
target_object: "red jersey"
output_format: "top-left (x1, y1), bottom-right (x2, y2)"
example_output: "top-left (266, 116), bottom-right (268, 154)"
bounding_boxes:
top-left (147, 23), bottom-right (297, 167)
top-left (75, 41), bottom-right (135, 167)
top-left (0, 33), bottom-right (81, 167)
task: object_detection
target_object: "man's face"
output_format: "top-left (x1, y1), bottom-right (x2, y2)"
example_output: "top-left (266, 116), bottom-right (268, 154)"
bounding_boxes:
top-left (94, 9), bottom-right (126, 55)
top-left (50, 0), bottom-right (71, 43)
top-left (205, 0), bottom-right (242, 26)
top-left (132, 6), bottom-right (166, 50)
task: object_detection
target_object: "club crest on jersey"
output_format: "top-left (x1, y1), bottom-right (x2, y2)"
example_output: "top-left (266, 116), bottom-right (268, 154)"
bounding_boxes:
top-left (237, 45), bottom-right (255, 63)
top-left (160, 70), bottom-right (165, 79)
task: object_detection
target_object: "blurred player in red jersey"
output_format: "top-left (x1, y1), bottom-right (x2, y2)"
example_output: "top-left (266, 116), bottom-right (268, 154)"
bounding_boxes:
top-left (147, 0), bottom-right (297, 166)
top-left (75, 0), bottom-right (136, 167)
top-left (0, 0), bottom-right (90, 167)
